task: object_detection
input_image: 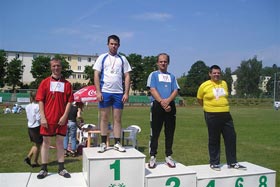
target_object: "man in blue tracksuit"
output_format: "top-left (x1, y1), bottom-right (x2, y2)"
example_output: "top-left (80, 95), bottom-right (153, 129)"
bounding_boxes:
top-left (146, 53), bottom-right (180, 169)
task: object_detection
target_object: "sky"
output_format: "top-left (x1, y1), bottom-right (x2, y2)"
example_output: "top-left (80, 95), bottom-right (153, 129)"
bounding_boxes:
top-left (0, 0), bottom-right (279, 77)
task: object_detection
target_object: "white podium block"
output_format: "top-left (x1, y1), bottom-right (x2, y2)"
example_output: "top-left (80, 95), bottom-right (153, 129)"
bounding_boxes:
top-left (83, 147), bottom-right (146, 187)
top-left (0, 173), bottom-right (31, 187)
top-left (145, 162), bottom-right (197, 187)
top-left (188, 161), bottom-right (276, 187)
top-left (27, 172), bottom-right (87, 187)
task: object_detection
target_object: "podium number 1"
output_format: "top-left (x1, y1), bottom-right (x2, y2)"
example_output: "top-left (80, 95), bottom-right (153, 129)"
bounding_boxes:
top-left (110, 160), bottom-right (121, 181)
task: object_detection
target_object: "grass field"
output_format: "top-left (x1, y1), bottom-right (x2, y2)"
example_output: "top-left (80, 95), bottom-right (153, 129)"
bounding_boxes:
top-left (0, 104), bottom-right (279, 184)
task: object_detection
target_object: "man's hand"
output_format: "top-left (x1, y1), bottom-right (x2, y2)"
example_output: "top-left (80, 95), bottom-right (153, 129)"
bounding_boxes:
top-left (40, 118), bottom-right (48, 128)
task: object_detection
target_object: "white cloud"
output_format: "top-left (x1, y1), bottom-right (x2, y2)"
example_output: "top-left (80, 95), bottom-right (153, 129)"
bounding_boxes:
top-left (133, 12), bottom-right (172, 21)
top-left (51, 28), bottom-right (81, 35)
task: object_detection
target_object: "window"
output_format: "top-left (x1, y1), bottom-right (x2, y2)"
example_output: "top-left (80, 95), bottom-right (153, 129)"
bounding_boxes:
top-left (78, 57), bottom-right (81, 62)
top-left (78, 74), bottom-right (81, 79)
top-left (78, 66), bottom-right (81, 71)
top-left (88, 57), bottom-right (91, 62)
top-left (68, 56), bottom-right (71, 61)
top-left (72, 74), bottom-right (76, 79)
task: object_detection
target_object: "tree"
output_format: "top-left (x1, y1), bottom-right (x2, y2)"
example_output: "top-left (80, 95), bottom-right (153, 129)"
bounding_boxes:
top-left (176, 73), bottom-right (187, 96)
top-left (184, 60), bottom-right (209, 96)
top-left (72, 82), bottom-right (83, 90)
top-left (126, 54), bottom-right (156, 94)
top-left (84, 65), bottom-right (94, 85)
top-left (30, 55), bottom-right (73, 88)
top-left (0, 50), bottom-right (8, 88)
top-left (5, 58), bottom-right (25, 91)
top-left (222, 67), bottom-right (233, 96)
top-left (127, 53), bottom-right (143, 93)
top-left (235, 56), bottom-right (262, 97)
top-left (265, 64), bottom-right (280, 97)
top-left (30, 56), bottom-right (52, 88)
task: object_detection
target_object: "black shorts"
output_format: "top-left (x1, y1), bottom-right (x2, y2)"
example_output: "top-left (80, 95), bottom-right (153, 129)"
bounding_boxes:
top-left (28, 126), bottom-right (43, 144)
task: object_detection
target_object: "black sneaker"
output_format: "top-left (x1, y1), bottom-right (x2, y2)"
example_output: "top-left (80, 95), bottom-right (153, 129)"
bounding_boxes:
top-left (58, 169), bottom-right (71, 178)
top-left (69, 151), bottom-right (77, 157)
top-left (210, 164), bottom-right (221, 171)
top-left (24, 157), bottom-right (32, 167)
top-left (228, 163), bottom-right (247, 170)
top-left (37, 169), bottom-right (48, 179)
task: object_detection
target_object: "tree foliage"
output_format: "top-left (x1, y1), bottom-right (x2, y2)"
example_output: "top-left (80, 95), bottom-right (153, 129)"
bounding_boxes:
top-left (5, 58), bottom-right (25, 91)
top-left (235, 56), bottom-right (262, 97)
top-left (0, 50), bottom-right (8, 88)
top-left (126, 54), bottom-right (156, 94)
top-left (84, 65), bottom-right (94, 85)
top-left (184, 60), bottom-right (209, 96)
top-left (176, 74), bottom-right (187, 96)
top-left (72, 82), bottom-right (83, 90)
top-left (30, 55), bottom-right (73, 88)
top-left (264, 64), bottom-right (280, 97)
top-left (222, 67), bottom-right (233, 95)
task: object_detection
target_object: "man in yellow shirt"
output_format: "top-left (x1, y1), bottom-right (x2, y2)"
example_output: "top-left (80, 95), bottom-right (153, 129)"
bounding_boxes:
top-left (197, 65), bottom-right (246, 171)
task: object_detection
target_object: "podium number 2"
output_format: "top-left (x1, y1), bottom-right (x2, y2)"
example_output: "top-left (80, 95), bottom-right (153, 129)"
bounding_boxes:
top-left (166, 177), bottom-right (180, 187)
top-left (110, 160), bottom-right (120, 181)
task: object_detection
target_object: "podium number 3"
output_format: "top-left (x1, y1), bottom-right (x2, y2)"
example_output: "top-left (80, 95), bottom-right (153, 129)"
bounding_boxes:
top-left (110, 160), bottom-right (120, 181)
top-left (166, 177), bottom-right (180, 187)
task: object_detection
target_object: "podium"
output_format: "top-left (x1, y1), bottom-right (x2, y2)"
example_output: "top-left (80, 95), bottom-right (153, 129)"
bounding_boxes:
top-left (188, 162), bottom-right (276, 187)
top-left (83, 147), bottom-right (146, 187)
top-left (82, 147), bottom-right (276, 187)
top-left (145, 162), bottom-right (196, 187)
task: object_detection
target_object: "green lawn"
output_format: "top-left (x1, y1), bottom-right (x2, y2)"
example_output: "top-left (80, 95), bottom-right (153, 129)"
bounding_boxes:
top-left (0, 105), bottom-right (279, 184)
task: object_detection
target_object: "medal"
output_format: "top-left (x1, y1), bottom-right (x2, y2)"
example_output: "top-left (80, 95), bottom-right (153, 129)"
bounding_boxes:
top-left (109, 54), bottom-right (116, 74)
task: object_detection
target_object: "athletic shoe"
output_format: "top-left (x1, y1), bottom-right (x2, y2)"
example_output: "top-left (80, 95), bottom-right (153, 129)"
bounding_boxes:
top-left (24, 157), bottom-right (32, 167)
top-left (228, 163), bottom-right (247, 170)
top-left (165, 156), bottom-right (176, 168)
top-left (114, 142), bottom-right (126, 152)
top-left (37, 169), bottom-right (48, 179)
top-left (98, 143), bottom-right (107, 153)
top-left (31, 163), bottom-right (40, 168)
top-left (69, 150), bottom-right (77, 157)
top-left (148, 156), bottom-right (156, 169)
top-left (210, 164), bottom-right (221, 171)
top-left (58, 169), bottom-right (71, 178)
top-left (64, 150), bottom-right (70, 157)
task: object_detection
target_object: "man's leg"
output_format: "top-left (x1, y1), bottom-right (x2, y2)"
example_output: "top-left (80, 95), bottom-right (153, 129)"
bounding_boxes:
top-left (56, 135), bottom-right (65, 163)
top-left (37, 136), bottom-right (50, 179)
top-left (112, 108), bottom-right (126, 152)
top-left (113, 108), bottom-right (122, 140)
top-left (41, 136), bottom-right (50, 166)
top-left (56, 135), bottom-right (71, 178)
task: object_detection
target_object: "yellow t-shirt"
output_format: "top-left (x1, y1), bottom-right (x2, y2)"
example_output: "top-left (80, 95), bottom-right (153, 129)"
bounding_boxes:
top-left (197, 80), bottom-right (229, 112)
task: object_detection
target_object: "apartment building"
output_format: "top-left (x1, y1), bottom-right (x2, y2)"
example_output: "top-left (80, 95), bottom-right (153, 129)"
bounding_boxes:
top-left (5, 50), bottom-right (98, 85)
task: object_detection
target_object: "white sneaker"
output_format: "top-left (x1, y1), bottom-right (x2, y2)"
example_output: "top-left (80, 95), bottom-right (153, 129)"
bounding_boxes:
top-left (148, 156), bottom-right (156, 169)
top-left (114, 142), bottom-right (126, 152)
top-left (98, 142), bottom-right (107, 153)
top-left (228, 163), bottom-right (247, 170)
top-left (165, 156), bottom-right (176, 168)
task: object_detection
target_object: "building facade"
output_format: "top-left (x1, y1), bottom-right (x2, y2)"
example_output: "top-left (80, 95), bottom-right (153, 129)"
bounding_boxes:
top-left (5, 50), bottom-right (98, 86)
